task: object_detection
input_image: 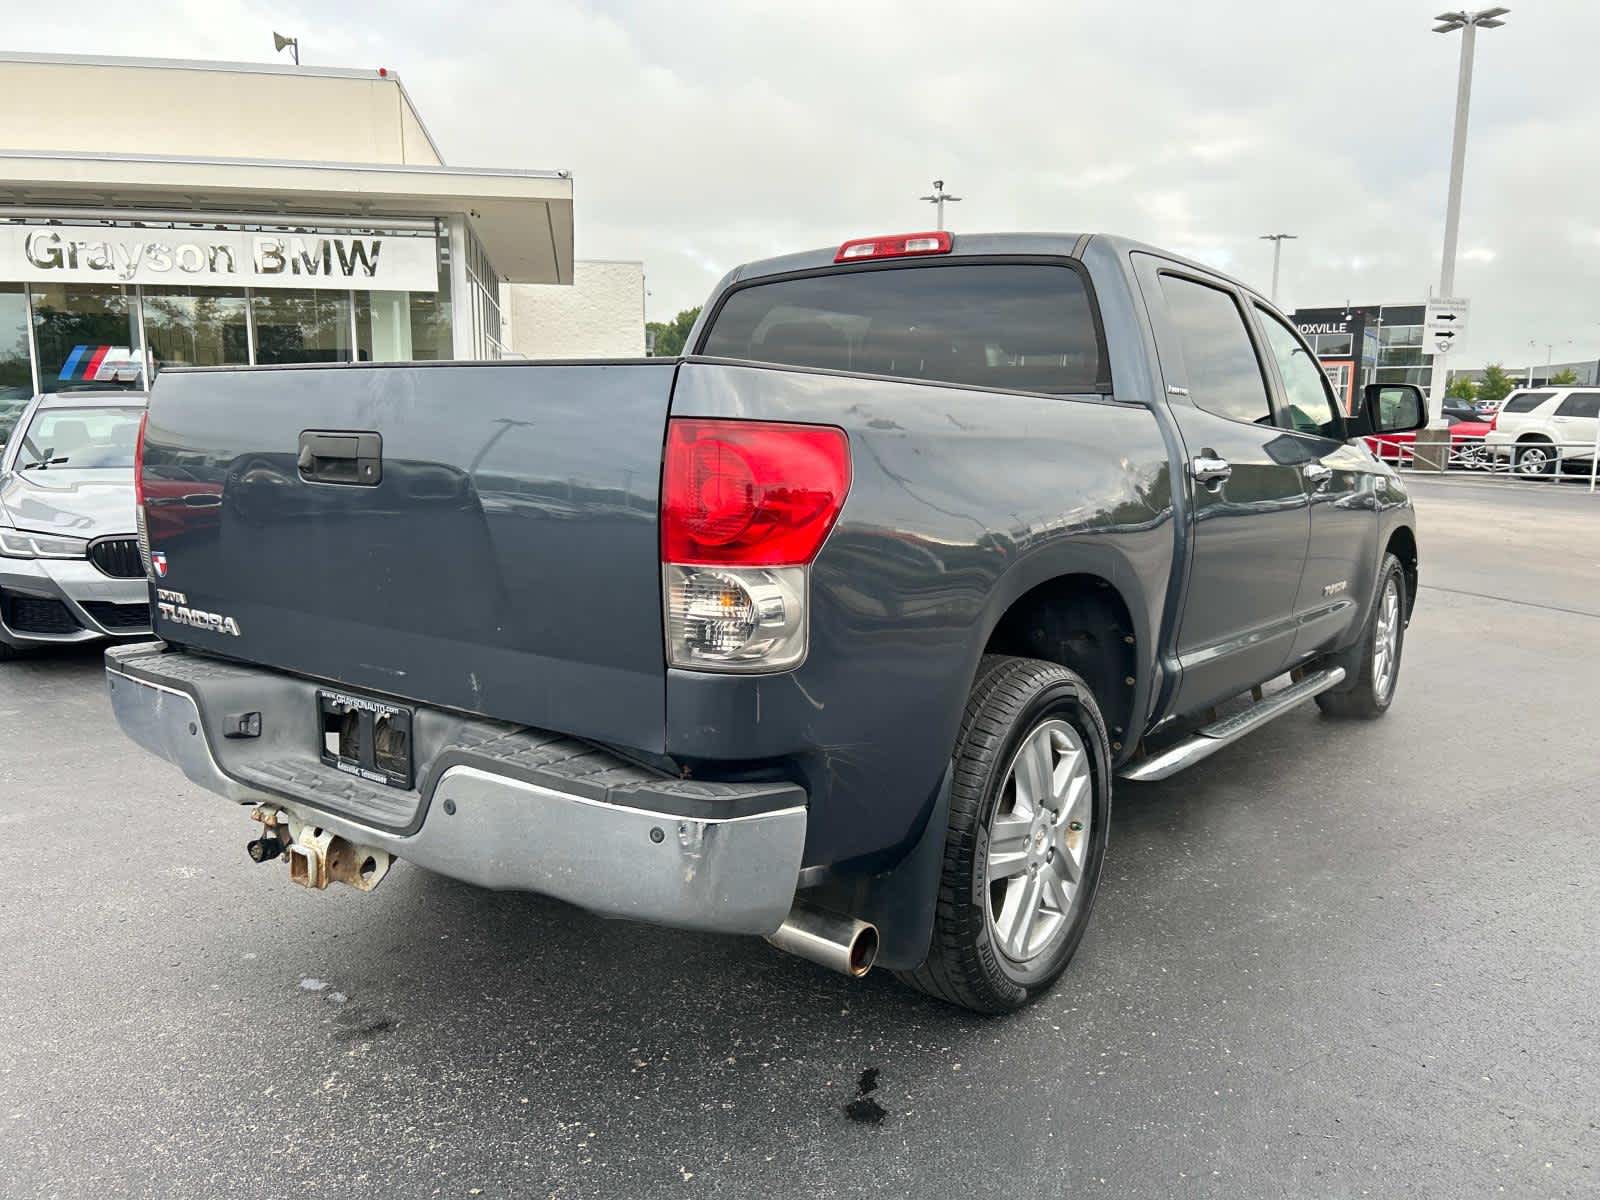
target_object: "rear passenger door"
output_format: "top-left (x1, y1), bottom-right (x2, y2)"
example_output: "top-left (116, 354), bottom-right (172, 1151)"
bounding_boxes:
top-left (1133, 255), bottom-right (1311, 716)
top-left (1552, 390), bottom-right (1600, 460)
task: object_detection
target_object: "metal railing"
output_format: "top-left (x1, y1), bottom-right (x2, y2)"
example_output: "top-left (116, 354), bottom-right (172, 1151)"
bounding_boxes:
top-left (1367, 432), bottom-right (1600, 493)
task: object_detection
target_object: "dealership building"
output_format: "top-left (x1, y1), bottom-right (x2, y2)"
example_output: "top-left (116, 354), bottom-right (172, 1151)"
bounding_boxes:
top-left (1290, 303), bottom-right (1436, 413)
top-left (0, 51), bottom-right (642, 422)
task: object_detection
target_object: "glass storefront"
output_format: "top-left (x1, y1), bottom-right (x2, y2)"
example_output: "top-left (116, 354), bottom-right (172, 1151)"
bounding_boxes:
top-left (2, 216), bottom-right (486, 397)
top-left (143, 285), bottom-right (249, 370)
top-left (252, 289), bottom-right (355, 365)
top-left (1, 284), bottom-right (31, 441)
top-left (29, 283), bottom-right (142, 393)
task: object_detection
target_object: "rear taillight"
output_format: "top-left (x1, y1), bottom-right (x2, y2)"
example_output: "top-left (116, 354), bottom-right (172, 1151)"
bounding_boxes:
top-left (1488, 411), bottom-right (1498, 432)
top-left (661, 418), bottom-right (850, 673)
top-left (834, 231), bottom-right (953, 263)
top-left (662, 419), bottom-right (850, 566)
top-left (133, 411), bottom-right (149, 509)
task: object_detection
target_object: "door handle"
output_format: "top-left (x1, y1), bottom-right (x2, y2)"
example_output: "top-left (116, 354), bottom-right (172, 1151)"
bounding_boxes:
top-left (1303, 462), bottom-right (1333, 489)
top-left (1190, 452), bottom-right (1232, 487)
top-left (297, 430), bottom-right (383, 486)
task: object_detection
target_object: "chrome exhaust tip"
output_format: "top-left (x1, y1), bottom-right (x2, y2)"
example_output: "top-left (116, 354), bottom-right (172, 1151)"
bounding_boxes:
top-left (766, 903), bottom-right (879, 978)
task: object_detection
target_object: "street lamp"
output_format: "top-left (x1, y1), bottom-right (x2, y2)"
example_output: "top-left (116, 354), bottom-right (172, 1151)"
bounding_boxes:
top-left (1526, 339), bottom-right (1571, 386)
top-left (1259, 234), bottom-right (1297, 305)
top-left (919, 180), bottom-right (961, 231)
top-left (1424, 7), bottom-right (1509, 425)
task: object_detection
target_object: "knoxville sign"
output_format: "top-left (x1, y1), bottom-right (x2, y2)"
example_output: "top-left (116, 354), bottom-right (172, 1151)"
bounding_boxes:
top-left (2, 224), bottom-right (440, 292)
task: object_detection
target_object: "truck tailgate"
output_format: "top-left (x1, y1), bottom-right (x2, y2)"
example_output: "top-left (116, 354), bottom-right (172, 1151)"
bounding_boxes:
top-left (141, 360), bottom-right (675, 753)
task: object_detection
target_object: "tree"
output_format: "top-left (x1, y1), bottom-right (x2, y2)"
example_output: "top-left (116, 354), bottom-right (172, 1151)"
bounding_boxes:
top-left (1548, 367), bottom-right (1579, 386)
top-left (646, 306), bottom-right (701, 357)
top-left (1445, 375), bottom-right (1478, 400)
top-left (1477, 363), bottom-right (1516, 407)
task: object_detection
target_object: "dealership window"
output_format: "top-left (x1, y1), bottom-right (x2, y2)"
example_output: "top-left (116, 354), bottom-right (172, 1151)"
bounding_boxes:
top-left (459, 223), bottom-right (504, 359)
top-left (1377, 366), bottom-right (1431, 386)
top-left (251, 289), bottom-right (354, 365)
top-left (29, 283), bottom-right (144, 392)
top-left (1, 285), bottom-right (32, 441)
top-left (1380, 324), bottom-right (1422, 347)
top-left (1380, 347), bottom-right (1426, 368)
top-left (356, 239), bottom-right (453, 362)
top-left (142, 285), bottom-right (250, 372)
top-left (1312, 332), bottom-right (1353, 357)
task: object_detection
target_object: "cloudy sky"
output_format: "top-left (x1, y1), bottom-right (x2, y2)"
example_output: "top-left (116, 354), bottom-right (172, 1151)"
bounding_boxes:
top-left (9, 1), bottom-right (1599, 365)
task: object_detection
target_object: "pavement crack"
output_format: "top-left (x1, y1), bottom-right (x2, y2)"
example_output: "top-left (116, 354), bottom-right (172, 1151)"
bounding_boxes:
top-left (1419, 583), bottom-right (1600, 620)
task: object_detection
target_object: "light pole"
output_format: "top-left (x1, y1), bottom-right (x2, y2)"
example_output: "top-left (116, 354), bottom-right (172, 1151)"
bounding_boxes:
top-left (919, 180), bottom-right (961, 231)
top-left (1425, 7), bottom-right (1509, 425)
top-left (1259, 234), bottom-right (1297, 306)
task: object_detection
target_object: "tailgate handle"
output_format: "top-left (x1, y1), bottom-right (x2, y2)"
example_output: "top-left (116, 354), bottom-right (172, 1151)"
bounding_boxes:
top-left (298, 430), bottom-right (382, 486)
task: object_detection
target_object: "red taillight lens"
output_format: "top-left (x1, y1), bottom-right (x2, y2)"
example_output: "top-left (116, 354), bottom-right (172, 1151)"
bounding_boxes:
top-left (662, 419), bottom-right (850, 566)
top-left (834, 231), bottom-right (952, 263)
top-left (1488, 411), bottom-right (1498, 432)
top-left (133, 411), bottom-right (149, 509)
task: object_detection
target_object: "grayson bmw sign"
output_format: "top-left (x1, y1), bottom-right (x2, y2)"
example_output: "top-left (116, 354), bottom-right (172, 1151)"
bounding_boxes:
top-left (2, 224), bottom-right (440, 292)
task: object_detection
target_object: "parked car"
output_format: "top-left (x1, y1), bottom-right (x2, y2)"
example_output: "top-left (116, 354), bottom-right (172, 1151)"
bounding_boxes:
top-left (1440, 396), bottom-right (1479, 423)
top-left (0, 392), bottom-right (153, 659)
top-left (1364, 414), bottom-right (1493, 467)
top-left (1484, 388), bottom-right (1600, 476)
top-left (107, 232), bottom-right (1426, 1013)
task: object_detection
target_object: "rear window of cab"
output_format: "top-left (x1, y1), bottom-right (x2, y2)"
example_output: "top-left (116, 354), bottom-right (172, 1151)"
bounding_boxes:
top-left (699, 263), bottom-right (1105, 394)
top-left (1500, 391), bottom-right (1554, 414)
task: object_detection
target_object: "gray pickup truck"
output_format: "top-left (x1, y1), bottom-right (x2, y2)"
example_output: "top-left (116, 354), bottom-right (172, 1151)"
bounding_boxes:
top-left (108, 232), bottom-right (1426, 1013)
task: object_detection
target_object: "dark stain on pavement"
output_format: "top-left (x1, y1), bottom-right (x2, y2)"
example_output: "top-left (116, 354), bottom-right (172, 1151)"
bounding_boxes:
top-left (843, 1066), bottom-right (886, 1124)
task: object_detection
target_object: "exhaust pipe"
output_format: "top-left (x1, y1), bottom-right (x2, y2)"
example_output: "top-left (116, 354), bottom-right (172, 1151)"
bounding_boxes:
top-left (766, 903), bottom-right (879, 977)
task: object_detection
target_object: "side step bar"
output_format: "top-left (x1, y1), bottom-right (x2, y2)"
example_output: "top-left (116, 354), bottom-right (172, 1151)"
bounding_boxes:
top-left (1118, 667), bottom-right (1347, 783)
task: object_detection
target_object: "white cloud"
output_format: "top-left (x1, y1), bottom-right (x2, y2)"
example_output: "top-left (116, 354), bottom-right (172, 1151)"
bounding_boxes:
top-left (5, 0), bottom-right (1599, 364)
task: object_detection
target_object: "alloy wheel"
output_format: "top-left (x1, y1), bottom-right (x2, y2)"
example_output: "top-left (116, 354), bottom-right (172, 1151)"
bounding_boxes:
top-left (985, 719), bottom-right (1094, 963)
top-left (1373, 576), bottom-right (1401, 703)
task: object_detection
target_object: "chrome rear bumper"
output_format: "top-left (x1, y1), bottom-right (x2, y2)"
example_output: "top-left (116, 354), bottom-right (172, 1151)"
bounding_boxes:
top-left (106, 646), bottom-right (806, 936)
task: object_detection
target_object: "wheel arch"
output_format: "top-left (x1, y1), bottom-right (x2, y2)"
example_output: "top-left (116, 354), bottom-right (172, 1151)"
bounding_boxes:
top-left (1384, 524), bottom-right (1419, 619)
top-left (981, 570), bottom-right (1143, 759)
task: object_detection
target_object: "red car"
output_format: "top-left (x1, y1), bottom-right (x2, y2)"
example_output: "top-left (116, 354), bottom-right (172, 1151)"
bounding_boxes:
top-left (1365, 416), bottom-right (1492, 468)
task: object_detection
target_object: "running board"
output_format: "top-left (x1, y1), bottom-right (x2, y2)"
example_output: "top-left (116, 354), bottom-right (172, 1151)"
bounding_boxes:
top-left (1118, 667), bottom-right (1347, 783)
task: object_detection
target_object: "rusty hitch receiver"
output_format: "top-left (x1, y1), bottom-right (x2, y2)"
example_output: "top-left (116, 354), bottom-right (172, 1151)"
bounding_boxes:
top-left (249, 805), bottom-right (393, 893)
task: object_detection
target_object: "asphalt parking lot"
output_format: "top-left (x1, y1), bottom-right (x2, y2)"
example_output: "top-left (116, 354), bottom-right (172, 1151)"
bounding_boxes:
top-left (2, 476), bottom-right (1596, 1199)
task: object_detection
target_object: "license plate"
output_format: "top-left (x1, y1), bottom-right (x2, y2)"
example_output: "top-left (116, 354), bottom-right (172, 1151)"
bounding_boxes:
top-left (317, 689), bottom-right (414, 789)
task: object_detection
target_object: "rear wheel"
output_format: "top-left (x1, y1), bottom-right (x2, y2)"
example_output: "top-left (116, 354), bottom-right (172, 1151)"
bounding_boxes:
top-left (899, 655), bottom-right (1111, 1014)
top-left (1516, 439), bottom-right (1556, 477)
top-left (1316, 554), bottom-right (1407, 720)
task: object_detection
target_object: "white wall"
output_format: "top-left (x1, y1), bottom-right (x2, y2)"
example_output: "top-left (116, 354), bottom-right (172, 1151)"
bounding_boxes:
top-left (0, 57), bottom-right (441, 165)
top-left (508, 261), bottom-right (645, 359)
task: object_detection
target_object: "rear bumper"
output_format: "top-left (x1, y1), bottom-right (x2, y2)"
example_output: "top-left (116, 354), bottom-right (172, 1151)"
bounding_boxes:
top-left (0, 555), bottom-right (151, 647)
top-left (105, 643), bottom-right (806, 936)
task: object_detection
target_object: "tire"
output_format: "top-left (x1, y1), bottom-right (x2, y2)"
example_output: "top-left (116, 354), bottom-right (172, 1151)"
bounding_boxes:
top-left (1316, 554), bottom-right (1407, 720)
top-left (898, 655), bottom-right (1112, 1014)
top-left (1515, 440), bottom-right (1556, 477)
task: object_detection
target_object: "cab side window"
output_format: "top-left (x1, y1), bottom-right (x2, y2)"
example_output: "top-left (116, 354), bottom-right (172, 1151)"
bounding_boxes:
top-left (1255, 305), bottom-right (1343, 439)
top-left (1156, 275), bottom-right (1274, 425)
top-left (1555, 391), bottom-right (1600, 419)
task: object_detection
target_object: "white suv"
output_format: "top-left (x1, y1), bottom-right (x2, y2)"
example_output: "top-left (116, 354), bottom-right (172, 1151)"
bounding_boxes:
top-left (1484, 388), bottom-right (1600, 476)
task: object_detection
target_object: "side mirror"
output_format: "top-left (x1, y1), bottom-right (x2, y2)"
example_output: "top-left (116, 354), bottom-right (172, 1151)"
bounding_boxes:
top-left (1350, 383), bottom-right (1427, 439)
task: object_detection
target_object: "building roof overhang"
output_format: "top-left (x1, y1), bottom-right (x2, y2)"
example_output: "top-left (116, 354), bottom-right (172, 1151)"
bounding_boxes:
top-left (0, 149), bottom-right (574, 284)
